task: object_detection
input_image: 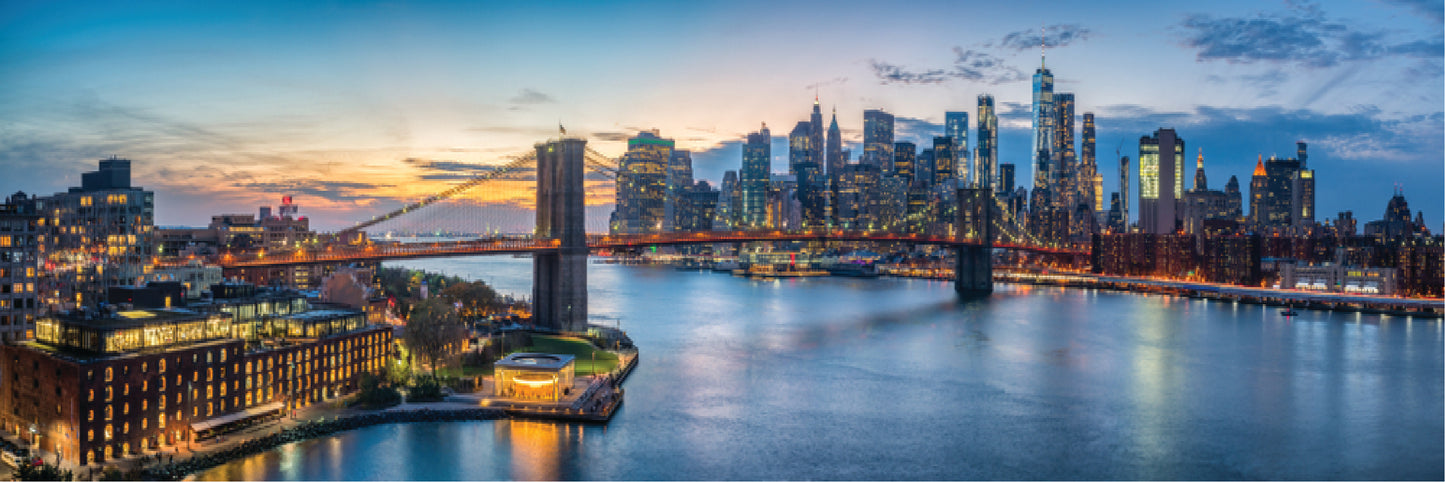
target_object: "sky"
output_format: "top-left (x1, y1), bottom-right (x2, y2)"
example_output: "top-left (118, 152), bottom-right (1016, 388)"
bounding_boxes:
top-left (1, 0), bottom-right (1441, 233)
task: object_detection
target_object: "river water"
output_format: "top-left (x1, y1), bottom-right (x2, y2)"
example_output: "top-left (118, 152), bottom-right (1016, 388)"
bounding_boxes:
top-left (200, 257), bottom-right (1443, 480)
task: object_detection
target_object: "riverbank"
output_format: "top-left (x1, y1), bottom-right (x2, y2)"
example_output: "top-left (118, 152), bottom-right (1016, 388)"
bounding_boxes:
top-left (138, 404), bottom-right (504, 481)
top-left (993, 270), bottom-right (1443, 318)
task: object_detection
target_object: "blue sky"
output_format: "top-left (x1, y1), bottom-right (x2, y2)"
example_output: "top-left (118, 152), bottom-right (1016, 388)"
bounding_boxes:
top-left (1, 0), bottom-right (1440, 232)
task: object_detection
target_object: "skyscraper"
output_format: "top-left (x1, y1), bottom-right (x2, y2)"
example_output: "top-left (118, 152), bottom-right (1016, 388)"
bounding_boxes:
top-left (1193, 147), bottom-right (1207, 191)
top-left (976, 95), bottom-right (998, 190)
top-left (863, 109), bottom-right (895, 173)
top-left (1249, 156), bottom-right (1268, 227)
top-left (790, 121), bottom-right (825, 227)
top-left (826, 107), bottom-right (843, 180)
top-left (1138, 128), bottom-right (1184, 234)
top-left (945, 111), bottom-right (969, 183)
top-left (39, 158), bottom-right (155, 310)
top-left (715, 170), bottom-right (741, 229)
top-left (932, 137), bottom-right (956, 187)
top-left (1031, 49), bottom-right (1055, 192)
top-left (1054, 92), bottom-right (1076, 209)
top-left (741, 124), bottom-right (771, 228)
top-left (1000, 163), bottom-right (1016, 193)
top-left (611, 130), bottom-right (673, 234)
top-left (893, 141), bottom-right (916, 182)
top-left (810, 97), bottom-right (824, 179)
top-left (664, 149), bottom-right (693, 231)
top-left (1081, 112), bottom-right (1101, 213)
top-left (1119, 155), bottom-right (1130, 230)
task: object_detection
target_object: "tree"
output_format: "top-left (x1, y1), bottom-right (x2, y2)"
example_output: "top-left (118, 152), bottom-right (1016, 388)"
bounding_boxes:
top-left (16, 461), bottom-right (73, 481)
top-left (438, 281), bottom-right (501, 318)
top-left (402, 297), bottom-right (467, 378)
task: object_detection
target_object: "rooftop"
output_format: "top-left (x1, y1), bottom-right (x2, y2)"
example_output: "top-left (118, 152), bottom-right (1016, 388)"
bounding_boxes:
top-left (496, 353), bottom-right (575, 371)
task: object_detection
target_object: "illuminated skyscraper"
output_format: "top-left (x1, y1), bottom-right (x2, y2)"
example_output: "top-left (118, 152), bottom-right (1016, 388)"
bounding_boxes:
top-left (893, 141), bottom-right (916, 182)
top-left (810, 97), bottom-right (824, 179)
top-left (976, 95), bottom-right (998, 190)
top-left (945, 111), bottom-right (969, 183)
top-left (1138, 128), bottom-right (1184, 234)
top-left (1249, 156), bottom-right (1268, 227)
top-left (933, 137), bottom-right (956, 187)
top-left (741, 124), bottom-right (772, 228)
top-left (1193, 147), bottom-right (1207, 191)
top-left (1031, 47), bottom-right (1055, 191)
top-left (611, 131), bottom-right (673, 234)
top-left (863, 109), bottom-right (894, 173)
top-left (1054, 92), bottom-right (1076, 209)
top-left (1081, 112), bottom-right (1101, 213)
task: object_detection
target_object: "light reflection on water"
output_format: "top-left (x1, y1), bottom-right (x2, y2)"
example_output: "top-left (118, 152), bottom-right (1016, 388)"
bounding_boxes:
top-left (198, 257), bottom-right (1444, 480)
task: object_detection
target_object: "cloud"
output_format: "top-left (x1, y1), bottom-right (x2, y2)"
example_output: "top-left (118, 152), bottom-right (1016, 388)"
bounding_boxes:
top-left (1380, 0), bottom-right (1445, 23)
top-left (231, 180), bottom-right (394, 203)
top-left (508, 88), bottom-right (556, 105)
top-left (1177, 4), bottom-right (1443, 68)
top-left (995, 24), bottom-right (1092, 51)
top-left (870, 49), bottom-right (1025, 86)
top-left (804, 77), bottom-right (850, 91)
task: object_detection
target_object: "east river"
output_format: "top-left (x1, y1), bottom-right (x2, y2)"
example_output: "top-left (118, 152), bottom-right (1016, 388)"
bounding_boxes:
top-left (200, 256), bottom-right (1443, 480)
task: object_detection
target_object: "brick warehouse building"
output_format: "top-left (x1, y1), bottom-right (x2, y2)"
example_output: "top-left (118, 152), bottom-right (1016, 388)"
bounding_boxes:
top-left (0, 286), bottom-right (391, 466)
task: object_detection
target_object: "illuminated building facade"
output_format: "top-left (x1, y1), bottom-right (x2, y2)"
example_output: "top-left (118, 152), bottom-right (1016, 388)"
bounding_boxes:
top-left (0, 289), bottom-right (391, 466)
top-left (1138, 129), bottom-right (1184, 234)
top-left (976, 95), bottom-right (998, 190)
top-left (494, 353), bottom-right (575, 402)
top-left (664, 150), bottom-right (693, 231)
top-left (1031, 59), bottom-right (1055, 192)
top-left (892, 142), bottom-right (916, 183)
top-left (39, 158), bottom-right (155, 311)
top-left (1, 193), bottom-right (41, 343)
top-left (932, 137), bottom-right (956, 187)
top-left (611, 131), bottom-right (673, 234)
top-left (741, 125), bottom-right (771, 228)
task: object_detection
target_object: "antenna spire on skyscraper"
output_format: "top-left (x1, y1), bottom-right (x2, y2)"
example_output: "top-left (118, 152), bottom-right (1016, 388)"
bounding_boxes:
top-left (1041, 24), bottom-right (1046, 69)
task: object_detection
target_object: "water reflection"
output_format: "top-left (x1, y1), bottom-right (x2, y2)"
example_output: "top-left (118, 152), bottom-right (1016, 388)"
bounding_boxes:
top-left (196, 258), bottom-right (1443, 480)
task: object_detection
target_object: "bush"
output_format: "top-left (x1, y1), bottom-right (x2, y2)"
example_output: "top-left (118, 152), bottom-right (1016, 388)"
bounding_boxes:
top-left (350, 372), bottom-right (402, 410)
top-left (16, 461), bottom-right (73, 481)
top-left (406, 376), bottom-right (446, 403)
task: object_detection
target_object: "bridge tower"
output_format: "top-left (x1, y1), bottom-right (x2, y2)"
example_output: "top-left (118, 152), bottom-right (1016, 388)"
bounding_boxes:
top-left (955, 188), bottom-right (994, 297)
top-left (533, 138), bottom-right (589, 333)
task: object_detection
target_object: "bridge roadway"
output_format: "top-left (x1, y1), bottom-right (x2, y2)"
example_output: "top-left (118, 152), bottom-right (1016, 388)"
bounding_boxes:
top-left (176, 230), bottom-right (1085, 269)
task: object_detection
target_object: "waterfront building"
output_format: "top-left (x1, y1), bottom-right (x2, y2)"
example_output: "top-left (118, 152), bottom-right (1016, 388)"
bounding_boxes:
top-left (38, 159), bottom-right (155, 312)
top-left (1138, 129), bottom-right (1184, 234)
top-left (0, 192), bottom-right (40, 343)
top-left (741, 125), bottom-right (771, 228)
top-left (493, 353), bottom-right (575, 402)
top-left (611, 131), bottom-right (673, 234)
top-left (976, 95), bottom-right (998, 190)
top-left (862, 110), bottom-right (894, 173)
top-left (0, 284), bottom-right (391, 465)
top-left (1281, 261), bottom-right (1398, 295)
top-left (945, 111), bottom-right (969, 184)
top-left (1200, 235), bottom-right (1262, 285)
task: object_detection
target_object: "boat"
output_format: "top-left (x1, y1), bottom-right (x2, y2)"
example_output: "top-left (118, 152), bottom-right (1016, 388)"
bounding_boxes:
top-left (745, 263), bottom-right (828, 278)
top-left (1280, 307), bottom-right (1299, 316)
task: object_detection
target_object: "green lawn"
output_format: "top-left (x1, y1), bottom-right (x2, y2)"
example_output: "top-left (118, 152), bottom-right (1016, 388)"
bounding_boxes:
top-left (435, 365), bottom-right (492, 378)
top-left (517, 335), bottom-right (619, 376)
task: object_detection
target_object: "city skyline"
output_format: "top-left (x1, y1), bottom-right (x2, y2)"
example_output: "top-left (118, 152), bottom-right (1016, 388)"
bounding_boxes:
top-left (2, 0), bottom-right (1441, 231)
